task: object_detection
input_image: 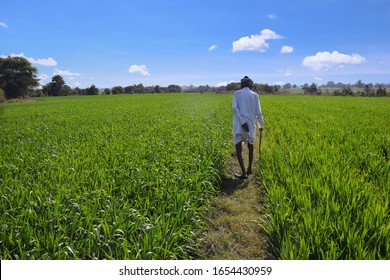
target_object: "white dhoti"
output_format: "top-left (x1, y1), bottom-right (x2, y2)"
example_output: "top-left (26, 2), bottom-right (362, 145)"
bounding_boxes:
top-left (233, 116), bottom-right (255, 144)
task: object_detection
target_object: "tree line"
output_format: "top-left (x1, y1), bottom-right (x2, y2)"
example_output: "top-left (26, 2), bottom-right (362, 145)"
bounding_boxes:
top-left (1, 56), bottom-right (389, 101)
top-left (301, 82), bottom-right (389, 97)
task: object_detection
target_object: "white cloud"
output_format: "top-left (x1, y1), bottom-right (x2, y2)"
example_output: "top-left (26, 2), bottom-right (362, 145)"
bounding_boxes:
top-left (208, 44), bottom-right (217, 51)
top-left (314, 77), bottom-right (323, 81)
top-left (30, 57), bottom-right (57, 66)
top-left (216, 80), bottom-right (237, 87)
top-left (38, 74), bottom-right (49, 80)
top-left (1, 52), bottom-right (57, 66)
top-left (267, 13), bottom-right (277, 20)
top-left (232, 29), bottom-right (283, 52)
top-left (281, 45), bottom-right (294, 53)
top-left (0, 22), bottom-right (8, 28)
top-left (54, 68), bottom-right (81, 76)
top-left (128, 64), bottom-right (150, 76)
top-left (38, 74), bottom-right (49, 85)
top-left (302, 51), bottom-right (366, 71)
top-left (73, 82), bottom-right (81, 87)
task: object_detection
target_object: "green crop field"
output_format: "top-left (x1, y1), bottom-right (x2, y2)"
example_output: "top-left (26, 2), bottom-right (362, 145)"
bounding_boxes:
top-left (260, 96), bottom-right (390, 259)
top-left (0, 94), bottom-right (233, 259)
top-left (0, 93), bottom-right (389, 260)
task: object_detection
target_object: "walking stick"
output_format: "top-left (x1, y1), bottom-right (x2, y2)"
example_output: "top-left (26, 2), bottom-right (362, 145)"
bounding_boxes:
top-left (257, 128), bottom-right (263, 179)
top-left (258, 128), bottom-right (263, 160)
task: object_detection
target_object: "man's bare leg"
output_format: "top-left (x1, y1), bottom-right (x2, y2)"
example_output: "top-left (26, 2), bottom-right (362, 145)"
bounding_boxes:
top-left (235, 142), bottom-right (247, 178)
top-left (247, 143), bottom-right (254, 175)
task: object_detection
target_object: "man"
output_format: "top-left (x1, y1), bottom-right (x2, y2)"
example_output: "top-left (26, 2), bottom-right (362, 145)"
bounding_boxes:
top-left (232, 76), bottom-right (264, 179)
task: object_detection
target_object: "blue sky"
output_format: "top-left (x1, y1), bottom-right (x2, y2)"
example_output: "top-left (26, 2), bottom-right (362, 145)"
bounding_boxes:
top-left (1, 0), bottom-right (390, 88)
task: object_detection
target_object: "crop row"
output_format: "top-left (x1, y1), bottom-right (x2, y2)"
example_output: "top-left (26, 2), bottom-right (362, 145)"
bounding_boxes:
top-left (2, 94), bottom-right (388, 260)
top-left (260, 96), bottom-right (389, 259)
top-left (0, 94), bottom-right (232, 259)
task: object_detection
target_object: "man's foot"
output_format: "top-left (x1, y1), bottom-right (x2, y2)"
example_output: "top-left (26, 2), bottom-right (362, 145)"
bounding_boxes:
top-left (247, 169), bottom-right (252, 175)
top-left (234, 173), bottom-right (248, 179)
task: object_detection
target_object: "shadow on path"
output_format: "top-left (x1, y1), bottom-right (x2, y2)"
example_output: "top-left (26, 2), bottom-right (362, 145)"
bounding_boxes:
top-left (219, 176), bottom-right (249, 195)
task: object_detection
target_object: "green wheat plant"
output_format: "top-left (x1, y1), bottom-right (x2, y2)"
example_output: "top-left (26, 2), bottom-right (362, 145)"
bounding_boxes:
top-left (260, 96), bottom-right (390, 259)
top-left (0, 93), bottom-right (232, 259)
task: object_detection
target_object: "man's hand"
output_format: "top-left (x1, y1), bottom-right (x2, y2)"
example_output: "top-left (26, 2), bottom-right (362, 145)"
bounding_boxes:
top-left (241, 122), bottom-right (249, 132)
top-left (259, 127), bottom-right (263, 131)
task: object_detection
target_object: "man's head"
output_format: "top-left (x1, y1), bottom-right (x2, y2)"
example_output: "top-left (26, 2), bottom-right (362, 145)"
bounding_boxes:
top-left (241, 76), bottom-right (253, 88)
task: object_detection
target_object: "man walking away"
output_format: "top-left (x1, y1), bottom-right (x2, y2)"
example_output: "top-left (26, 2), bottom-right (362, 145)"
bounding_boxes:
top-left (232, 76), bottom-right (264, 179)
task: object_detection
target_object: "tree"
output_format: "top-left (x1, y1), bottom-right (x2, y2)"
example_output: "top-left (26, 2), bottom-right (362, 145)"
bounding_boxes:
top-left (43, 75), bottom-right (65, 96)
top-left (124, 85), bottom-right (134, 94)
top-left (73, 87), bottom-right (83, 96)
top-left (0, 56), bottom-right (39, 99)
top-left (61, 85), bottom-right (72, 96)
top-left (154, 85), bottom-right (161, 93)
top-left (226, 82), bottom-right (240, 91)
top-left (257, 83), bottom-right (275, 94)
top-left (364, 84), bottom-right (374, 97)
top-left (134, 83), bottom-right (144, 93)
top-left (342, 86), bottom-right (354, 96)
top-left (197, 85), bottom-right (210, 93)
top-left (376, 85), bottom-right (388, 97)
top-left (86, 84), bottom-right (99, 95)
top-left (355, 80), bottom-right (364, 89)
top-left (112, 86), bottom-right (124, 94)
top-left (167, 84), bottom-right (182, 93)
top-left (144, 86), bottom-right (155, 93)
top-left (303, 83), bottom-right (320, 95)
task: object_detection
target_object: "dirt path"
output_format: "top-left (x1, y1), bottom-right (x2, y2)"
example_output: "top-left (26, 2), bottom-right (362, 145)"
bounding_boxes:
top-left (200, 134), bottom-right (270, 259)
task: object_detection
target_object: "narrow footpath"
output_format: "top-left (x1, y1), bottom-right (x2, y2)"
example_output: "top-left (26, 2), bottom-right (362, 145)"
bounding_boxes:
top-left (200, 133), bottom-right (270, 259)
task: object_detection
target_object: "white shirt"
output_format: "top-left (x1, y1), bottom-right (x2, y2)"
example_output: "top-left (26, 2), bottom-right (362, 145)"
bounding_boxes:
top-left (232, 87), bottom-right (264, 142)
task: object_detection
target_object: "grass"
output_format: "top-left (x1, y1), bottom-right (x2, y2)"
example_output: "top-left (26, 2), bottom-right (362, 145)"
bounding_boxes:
top-left (0, 93), bottom-right (233, 259)
top-left (1, 93), bottom-right (388, 260)
top-left (260, 96), bottom-right (390, 259)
